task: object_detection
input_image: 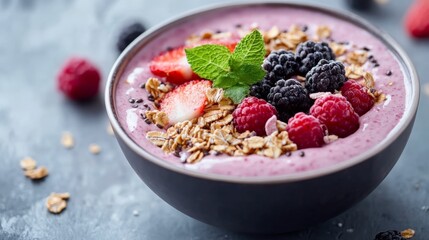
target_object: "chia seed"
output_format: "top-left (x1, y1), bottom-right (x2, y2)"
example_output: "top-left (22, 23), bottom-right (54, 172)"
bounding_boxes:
top-left (374, 63), bottom-right (380, 68)
top-left (286, 152), bottom-right (292, 157)
top-left (215, 29), bottom-right (222, 34)
top-left (128, 98), bottom-right (136, 104)
top-left (148, 95), bottom-right (155, 102)
top-left (368, 55), bottom-right (374, 60)
top-left (139, 83), bottom-right (145, 89)
top-left (386, 70), bottom-right (392, 76)
top-left (135, 98), bottom-right (143, 103)
top-left (362, 46), bottom-right (370, 51)
top-left (300, 151), bottom-right (305, 157)
top-left (235, 24), bottom-right (242, 28)
top-left (144, 119), bottom-right (152, 125)
top-left (302, 25), bottom-right (308, 32)
top-left (156, 124), bottom-right (163, 129)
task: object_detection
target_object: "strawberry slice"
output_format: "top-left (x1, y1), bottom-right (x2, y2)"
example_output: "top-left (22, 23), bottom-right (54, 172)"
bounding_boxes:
top-left (405, 0), bottom-right (429, 38)
top-left (150, 40), bottom-right (238, 85)
top-left (149, 46), bottom-right (199, 85)
top-left (160, 80), bottom-right (212, 124)
top-left (189, 39), bottom-right (238, 52)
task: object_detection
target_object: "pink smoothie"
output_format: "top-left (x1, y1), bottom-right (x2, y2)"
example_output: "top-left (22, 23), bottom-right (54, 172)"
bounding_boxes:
top-left (114, 5), bottom-right (407, 177)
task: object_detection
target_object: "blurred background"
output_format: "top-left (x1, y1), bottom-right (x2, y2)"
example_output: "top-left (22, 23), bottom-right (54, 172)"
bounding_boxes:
top-left (0, 0), bottom-right (428, 239)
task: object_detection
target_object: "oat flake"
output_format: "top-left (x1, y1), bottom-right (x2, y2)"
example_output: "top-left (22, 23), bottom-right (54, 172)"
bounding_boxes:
top-left (20, 157), bottom-right (36, 170)
top-left (46, 192), bottom-right (70, 214)
top-left (89, 144), bottom-right (101, 154)
top-left (401, 228), bottom-right (415, 239)
top-left (61, 132), bottom-right (74, 149)
top-left (24, 166), bottom-right (49, 180)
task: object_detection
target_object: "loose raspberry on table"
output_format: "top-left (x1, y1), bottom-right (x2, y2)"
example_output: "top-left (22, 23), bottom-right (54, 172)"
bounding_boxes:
top-left (249, 78), bottom-right (274, 100)
top-left (374, 230), bottom-right (406, 240)
top-left (310, 95), bottom-right (359, 138)
top-left (232, 97), bottom-right (277, 136)
top-left (267, 79), bottom-right (312, 121)
top-left (262, 50), bottom-right (299, 83)
top-left (296, 41), bottom-right (336, 75)
top-left (116, 22), bottom-right (146, 53)
top-left (287, 112), bottom-right (325, 149)
top-left (57, 57), bottom-right (101, 101)
top-left (305, 59), bottom-right (346, 93)
top-left (340, 80), bottom-right (375, 116)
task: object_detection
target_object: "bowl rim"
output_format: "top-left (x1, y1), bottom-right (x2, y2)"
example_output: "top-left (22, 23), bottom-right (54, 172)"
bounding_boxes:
top-left (105, 0), bottom-right (420, 184)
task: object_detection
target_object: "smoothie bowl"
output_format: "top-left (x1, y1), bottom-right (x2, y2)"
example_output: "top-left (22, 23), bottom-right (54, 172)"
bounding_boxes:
top-left (105, 2), bottom-right (419, 233)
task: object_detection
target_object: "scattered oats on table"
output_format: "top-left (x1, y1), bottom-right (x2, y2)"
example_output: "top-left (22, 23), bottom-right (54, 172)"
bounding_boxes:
top-left (61, 131), bottom-right (74, 149)
top-left (401, 228), bottom-right (415, 239)
top-left (24, 166), bottom-right (49, 180)
top-left (107, 123), bottom-right (114, 135)
top-left (46, 192), bottom-right (70, 214)
top-left (20, 157), bottom-right (36, 170)
top-left (89, 144), bottom-right (101, 154)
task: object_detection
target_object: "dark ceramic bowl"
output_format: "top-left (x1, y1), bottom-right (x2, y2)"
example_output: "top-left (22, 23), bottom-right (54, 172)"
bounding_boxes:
top-left (105, 2), bottom-right (419, 234)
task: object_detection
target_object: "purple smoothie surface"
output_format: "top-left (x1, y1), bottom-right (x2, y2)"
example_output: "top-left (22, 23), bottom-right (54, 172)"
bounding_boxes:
top-left (114, 6), bottom-right (407, 177)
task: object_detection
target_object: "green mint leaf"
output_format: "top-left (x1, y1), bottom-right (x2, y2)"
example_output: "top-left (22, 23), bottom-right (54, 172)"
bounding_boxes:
top-left (213, 71), bottom-right (240, 88)
top-left (230, 63), bottom-right (266, 86)
top-left (224, 85), bottom-right (249, 104)
top-left (231, 30), bottom-right (265, 65)
top-left (185, 45), bottom-right (231, 80)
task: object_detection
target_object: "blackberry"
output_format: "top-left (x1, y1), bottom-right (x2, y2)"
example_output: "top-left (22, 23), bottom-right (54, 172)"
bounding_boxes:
top-left (249, 78), bottom-right (274, 100)
top-left (296, 41), bottom-right (335, 75)
top-left (305, 59), bottom-right (346, 93)
top-left (262, 50), bottom-right (299, 82)
top-left (267, 79), bottom-right (312, 121)
top-left (374, 230), bottom-right (405, 240)
top-left (117, 22), bottom-right (146, 53)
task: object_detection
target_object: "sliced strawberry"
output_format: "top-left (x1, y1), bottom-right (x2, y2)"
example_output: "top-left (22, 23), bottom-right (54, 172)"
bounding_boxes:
top-left (160, 80), bottom-right (212, 124)
top-left (150, 40), bottom-right (238, 85)
top-left (189, 39), bottom-right (238, 52)
top-left (405, 0), bottom-right (429, 38)
top-left (149, 46), bottom-right (199, 85)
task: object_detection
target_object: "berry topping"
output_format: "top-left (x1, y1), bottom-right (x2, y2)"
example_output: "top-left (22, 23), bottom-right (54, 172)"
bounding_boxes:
top-left (296, 41), bottom-right (336, 75)
top-left (305, 59), bottom-right (346, 93)
top-left (150, 46), bottom-right (199, 85)
top-left (262, 50), bottom-right (299, 83)
top-left (287, 113), bottom-right (325, 149)
top-left (340, 80), bottom-right (375, 116)
top-left (232, 97), bottom-right (277, 136)
top-left (267, 79), bottom-right (312, 121)
top-left (405, 0), bottom-right (429, 38)
top-left (189, 39), bottom-right (238, 52)
top-left (151, 40), bottom-right (237, 85)
top-left (249, 78), bottom-right (274, 100)
top-left (117, 22), bottom-right (146, 53)
top-left (310, 95), bottom-right (359, 138)
top-left (374, 230), bottom-right (406, 240)
top-left (57, 57), bottom-right (101, 101)
top-left (160, 80), bottom-right (212, 124)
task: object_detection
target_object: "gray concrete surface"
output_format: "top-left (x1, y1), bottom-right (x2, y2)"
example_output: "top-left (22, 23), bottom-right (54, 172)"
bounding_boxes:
top-left (0, 0), bottom-right (428, 239)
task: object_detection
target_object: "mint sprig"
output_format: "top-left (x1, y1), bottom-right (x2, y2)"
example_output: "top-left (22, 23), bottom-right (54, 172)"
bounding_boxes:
top-left (185, 30), bottom-right (266, 103)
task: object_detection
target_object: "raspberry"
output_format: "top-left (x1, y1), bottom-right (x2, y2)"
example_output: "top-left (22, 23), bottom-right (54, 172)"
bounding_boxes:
top-left (117, 22), bottom-right (146, 53)
top-left (305, 59), bottom-right (346, 93)
top-left (262, 50), bottom-right (299, 83)
top-left (249, 78), bottom-right (274, 100)
top-left (267, 79), bottom-right (312, 121)
top-left (296, 41), bottom-right (335, 75)
top-left (374, 230), bottom-right (406, 240)
top-left (310, 95), bottom-right (359, 138)
top-left (232, 97), bottom-right (277, 136)
top-left (404, 0), bottom-right (429, 38)
top-left (57, 57), bottom-right (101, 101)
top-left (287, 112), bottom-right (325, 149)
top-left (340, 80), bottom-right (374, 116)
